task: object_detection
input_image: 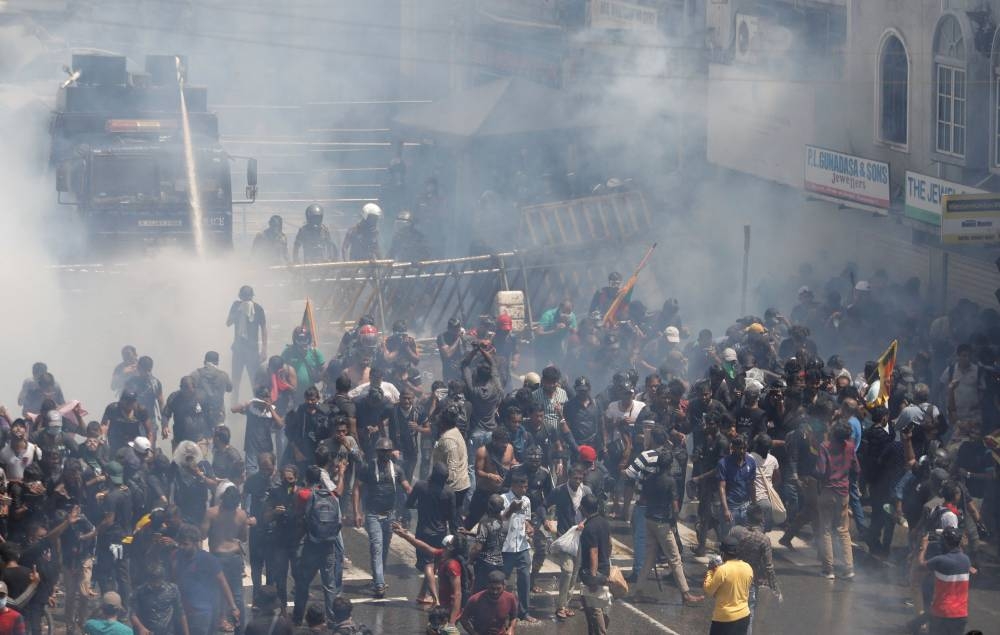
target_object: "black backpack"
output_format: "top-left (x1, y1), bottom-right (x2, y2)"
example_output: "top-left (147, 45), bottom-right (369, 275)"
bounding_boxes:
top-left (305, 488), bottom-right (342, 543)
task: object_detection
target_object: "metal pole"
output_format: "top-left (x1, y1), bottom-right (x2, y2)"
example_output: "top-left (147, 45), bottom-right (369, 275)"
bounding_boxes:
top-left (373, 263), bottom-right (387, 332)
top-left (741, 225), bottom-right (751, 315)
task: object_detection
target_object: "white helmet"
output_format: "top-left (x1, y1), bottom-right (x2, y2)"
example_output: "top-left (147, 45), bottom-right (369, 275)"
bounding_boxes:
top-left (361, 203), bottom-right (382, 220)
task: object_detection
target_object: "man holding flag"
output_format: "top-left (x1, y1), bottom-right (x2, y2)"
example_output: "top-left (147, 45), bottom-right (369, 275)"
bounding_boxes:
top-left (282, 299), bottom-right (326, 403)
top-left (602, 244), bottom-right (656, 329)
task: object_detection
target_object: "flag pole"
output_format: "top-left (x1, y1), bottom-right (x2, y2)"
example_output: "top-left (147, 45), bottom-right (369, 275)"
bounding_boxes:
top-left (602, 243), bottom-right (657, 328)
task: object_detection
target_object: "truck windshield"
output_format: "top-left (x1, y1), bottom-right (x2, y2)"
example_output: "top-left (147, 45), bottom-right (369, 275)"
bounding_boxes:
top-left (90, 153), bottom-right (229, 209)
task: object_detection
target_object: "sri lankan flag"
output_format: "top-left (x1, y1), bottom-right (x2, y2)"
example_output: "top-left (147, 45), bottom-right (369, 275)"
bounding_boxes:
top-left (866, 339), bottom-right (897, 409)
top-left (302, 297), bottom-right (318, 346)
top-left (602, 243), bottom-right (657, 328)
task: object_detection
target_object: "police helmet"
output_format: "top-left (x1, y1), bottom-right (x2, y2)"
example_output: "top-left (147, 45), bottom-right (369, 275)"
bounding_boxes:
top-left (305, 203), bottom-right (324, 223)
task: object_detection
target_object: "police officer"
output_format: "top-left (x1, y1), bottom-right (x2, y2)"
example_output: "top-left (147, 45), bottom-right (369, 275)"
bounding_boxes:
top-left (251, 214), bottom-right (289, 264)
top-left (343, 203), bottom-right (382, 261)
top-left (388, 209), bottom-right (430, 262)
top-left (293, 203), bottom-right (338, 263)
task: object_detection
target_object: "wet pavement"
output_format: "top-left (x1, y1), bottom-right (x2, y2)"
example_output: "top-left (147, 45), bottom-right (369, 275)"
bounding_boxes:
top-left (311, 517), bottom-right (1000, 634)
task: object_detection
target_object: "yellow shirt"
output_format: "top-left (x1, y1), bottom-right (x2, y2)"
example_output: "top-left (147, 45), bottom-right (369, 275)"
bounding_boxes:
top-left (703, 559), bottom-right (754, 622)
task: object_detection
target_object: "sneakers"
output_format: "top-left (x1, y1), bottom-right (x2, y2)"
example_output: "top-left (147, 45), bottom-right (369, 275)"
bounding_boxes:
top-left (840, 571), bottom-right (855, 580)
top-left (822, 571), bottom-right (835, 580)
top-left (778, 535), bottom-right (796, 551)
top-left (373, 584), bottom-right (386, 599)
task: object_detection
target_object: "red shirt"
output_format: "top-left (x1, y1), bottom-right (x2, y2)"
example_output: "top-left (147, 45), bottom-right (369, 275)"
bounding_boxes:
top-left (926, 550), bottom-right (971, 618)
top-left (818, 440), bottom-right (858, 497)
top-left (460, 589), bottom-right (518, 635)
top-left (435, 552), bottom-right (463, 609)
top-left (0, 607), bottom-right (26, 635)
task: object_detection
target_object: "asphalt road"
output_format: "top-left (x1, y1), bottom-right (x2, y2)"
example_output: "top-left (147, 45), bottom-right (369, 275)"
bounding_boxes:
top-left (285, 512), bottom-right (1000, 635)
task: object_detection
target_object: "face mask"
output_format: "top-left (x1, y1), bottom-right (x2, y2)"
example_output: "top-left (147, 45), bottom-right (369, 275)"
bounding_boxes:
top-left (0, 597), bottom-right (9, 609)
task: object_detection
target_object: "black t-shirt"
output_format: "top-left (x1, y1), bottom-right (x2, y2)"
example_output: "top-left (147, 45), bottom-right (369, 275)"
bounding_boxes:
top-left (229, 301), bottom-right (267, 351)
top-left (644, 472), bottom-right (677, 523)
top-left (407, 480), bottom-right (455, 538)
top-left (243, 402), bottom-right (276, 455)
top-left (132, 581), bottom-right (184, 634)
top-left (580, 515), bottom-right (611, 580)
top-left (61, 516), bottom-right (97, 566)
top-left (358, 459), bottom-right (405, 514)
top-left (564, 397), bottom-right (601, 446)
top-left (103, 403), bottom-right (149, 453)
top-left (354, 398), bottom-right (390, 454)
top-left (21, 537), bottom-right (59, 606)
top-left (1, 565), bottom-right (32, 604)
top-left (102, 486), bottom-right (134, 541)
top-left (732, 406), bottom-right (767, 441)
top-left (386, 406), bottom-right (423, 458)
top-left (164, 390), bottom-right (206, 443)
top-left (285, 405), bottom-right (331, 462)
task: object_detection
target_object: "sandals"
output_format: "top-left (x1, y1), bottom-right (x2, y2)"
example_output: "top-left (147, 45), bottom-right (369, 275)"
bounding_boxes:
top-left (556, 608), bottom-right (576, 620)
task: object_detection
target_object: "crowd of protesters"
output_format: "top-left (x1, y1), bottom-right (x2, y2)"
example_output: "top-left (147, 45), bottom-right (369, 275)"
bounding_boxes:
top-left (0, 240), bottom-right (995, 635)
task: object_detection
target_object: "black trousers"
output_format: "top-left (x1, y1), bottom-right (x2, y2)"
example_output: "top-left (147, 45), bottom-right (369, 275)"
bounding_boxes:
top-left (709, 616), bottom-right (750, 635)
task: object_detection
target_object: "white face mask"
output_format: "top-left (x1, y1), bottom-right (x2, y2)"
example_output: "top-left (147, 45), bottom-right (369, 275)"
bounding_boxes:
top-left (0, 596), bottom-right (8, 609)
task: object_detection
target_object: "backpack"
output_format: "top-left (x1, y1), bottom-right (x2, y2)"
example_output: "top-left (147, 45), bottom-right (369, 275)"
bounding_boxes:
top-left (305, 487), bottom-right (342, 543)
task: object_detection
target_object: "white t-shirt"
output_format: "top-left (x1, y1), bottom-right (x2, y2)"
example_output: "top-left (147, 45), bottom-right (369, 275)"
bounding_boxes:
top-left (501, 492), bottom-right (532, 553)
top-left (604, 400), bottom-right (645, 425)
top-left (347, 381), bottom-right (401, 404)
top-left (750, 451), bottom-right (779, 503)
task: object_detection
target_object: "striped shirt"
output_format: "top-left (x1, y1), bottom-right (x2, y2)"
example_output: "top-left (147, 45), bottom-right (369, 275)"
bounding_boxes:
top-left (624, 449), bottom-right (663, 492)
top-left (926, 550), bottom-right (971, 618)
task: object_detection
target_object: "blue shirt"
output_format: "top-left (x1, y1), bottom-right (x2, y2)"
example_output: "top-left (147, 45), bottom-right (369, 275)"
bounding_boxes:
top-left (84, 619), bottom-right (133, 635)
top-left (848, 417), bottom-right (862, 455)
top-left (717, 454), bottom-right (757, 507)
top-left (173, 549), bottom-right (222, 613)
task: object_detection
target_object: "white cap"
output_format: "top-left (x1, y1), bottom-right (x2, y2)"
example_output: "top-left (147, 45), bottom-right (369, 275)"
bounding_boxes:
top-left (664, 326), bottom-right (680, 343)
top-left (854, 280), bottom-right (871, 292)
top-left (46, 410), bottom-right (63, 426)
top-left (129, 436), bottom-right (152, 454)
top-left (722, 347), bottom-right (738, 362)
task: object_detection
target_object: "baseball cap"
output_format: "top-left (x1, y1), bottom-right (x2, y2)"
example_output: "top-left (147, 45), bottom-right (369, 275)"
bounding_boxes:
top-left (101, 591), bottom-right (123, 610)
top-left (497, 314), bottom-right (513, 331)
top-left (578, 445), bottom-right (598, 462)
top-left (721, 534), bottom-right (741, 555)
top-left (722, 348), bottom-right (738, 362)
top-left (375, 437), bottom-right (394, 451)
top-left (574, 376), bottom-right (591, 390)
top-left (129, 437), bottom-right (152, 454)
top-left (105, 461), bottom-right (125, 485)
top-left (664, 326), bottom-right (680, 343)
top-left (46, 410), bottom-right (62, 426)
top-left (745, 322), bottom-right (767, 335)
top-left (0, 581), bottom-right (8, 595)
top-left (855, 280), bottom-right (871, 292)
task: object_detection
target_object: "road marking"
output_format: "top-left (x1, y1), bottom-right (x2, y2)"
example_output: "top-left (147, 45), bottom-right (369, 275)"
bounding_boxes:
top-left (617, 599), bottom-right (683, 635)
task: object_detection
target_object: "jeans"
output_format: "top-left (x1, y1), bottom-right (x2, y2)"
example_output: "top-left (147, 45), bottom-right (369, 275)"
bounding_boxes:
top-left (629, 505), bottom-right (647, 579)
top-left (502, 549), bottom-right (533, 619)
top-left (782, 477), bottom-right (818, 541)
top-left (293, 538), bottom-right (344, 624)
top-left (928, 616), bottom-right (967, 635)
top-left (719, 501), bottom-right (750, 541)
top-left (248, 530), bottom-right (268, 596)
top-left (231, 346), bottom-right (258, 402)
top-left (215, 552), bottom-right (246, 633)
top-left (473, 560), bottom-right (504, 594)
top-left (364, 512), bottom-right (395, 588)
top-left (849, 472), bottom-right (868, 533)
top-left (467, 430), bottom-right (491, 492)
top-left (866, 483), bottom-right (893, 554)
top-left (186, 609), bottom-right (217, 635)
top-left (747, 584), bottom-right (758, 635)
top-left (638, 518), bottom-right (689, 595)
top-left (818, 490), bottom-right (853, 574)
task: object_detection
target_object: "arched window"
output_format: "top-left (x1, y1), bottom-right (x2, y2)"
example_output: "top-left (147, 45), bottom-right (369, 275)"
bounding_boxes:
top-left (934, 15), bottom-right (967, 157)
top-left (878, 34), bottom-right (908, 146)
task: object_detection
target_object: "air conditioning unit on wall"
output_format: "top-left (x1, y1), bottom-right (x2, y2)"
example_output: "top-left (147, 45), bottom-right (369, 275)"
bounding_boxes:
top-left (735, 13), bottom-right (761, 64)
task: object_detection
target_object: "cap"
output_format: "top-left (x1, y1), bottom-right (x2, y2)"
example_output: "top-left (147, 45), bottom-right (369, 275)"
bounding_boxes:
top-left (855, 280), bottom-right (871, 292)
top-left (523, 372), bottom-right (541, 387)
top-left (0, 581), bottom-right (8, 595)
top-left (578, 445), bottom-right (598, 462)
top-left (745, 323), bottom-right (767, 335)
top-left (797, 285), bottom-right (812, 296)
top-left (622, 382), bottom-right (636, 394)
top-left (46, 410), bottom-right (62, 426)
top-left (497, 313), bottom-right (513, 331)
top-left (106, 461), bottom-right (125, 485)
top-left (375, 437), bottom-right (394, 451)
top-left (129, 437), bottom-right (152, 454)
top-left (574, 376), bottom-right (591, 391)
top-left (101, 591), bottom-right (123, 610)
top-left (721, 534), bottom-right (741, 555)
top-left (664, 326), bottom-right (680, 343)
top-left (722, 348), bottom-right (738, 362)
top-left (442, 534), bottom-right (455, 549)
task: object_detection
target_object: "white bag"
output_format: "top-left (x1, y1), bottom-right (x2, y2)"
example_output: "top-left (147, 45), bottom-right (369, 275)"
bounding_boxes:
top-left (550, 526), bottom-right (581, 556)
